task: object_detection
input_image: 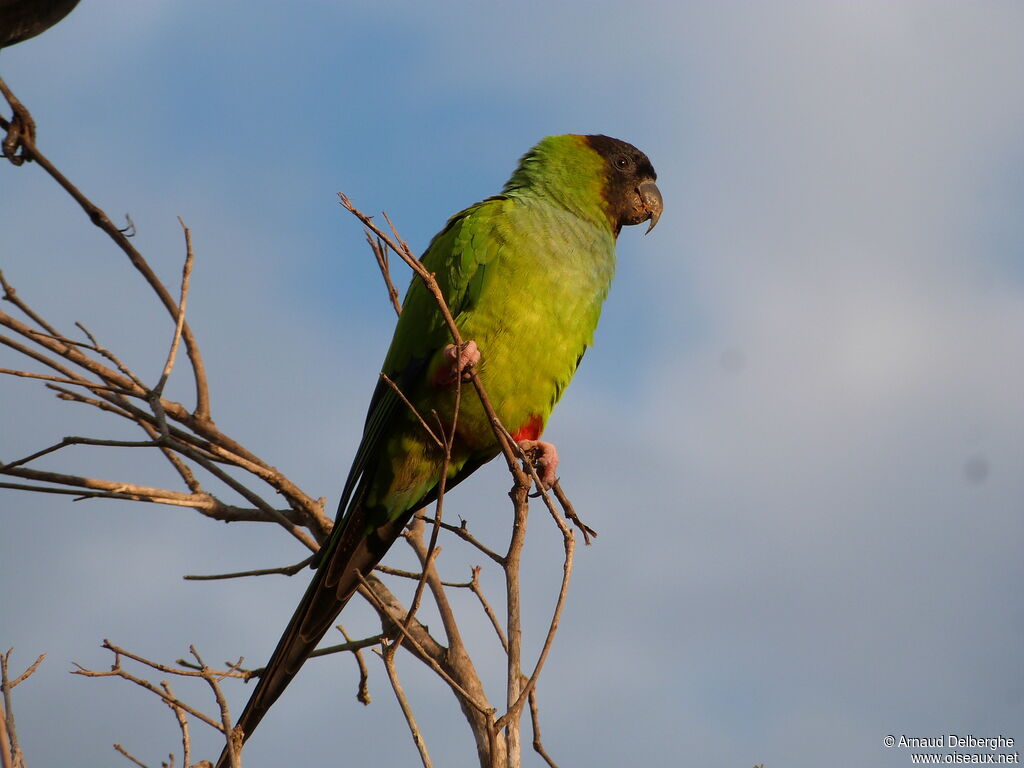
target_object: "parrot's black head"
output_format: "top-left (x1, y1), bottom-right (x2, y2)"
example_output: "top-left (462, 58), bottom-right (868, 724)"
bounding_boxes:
top-left (584, 134), bottom-right (662, 236)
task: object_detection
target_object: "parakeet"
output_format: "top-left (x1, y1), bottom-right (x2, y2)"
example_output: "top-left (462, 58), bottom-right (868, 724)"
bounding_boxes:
top-left (215, 134), bottom-right (661, 767)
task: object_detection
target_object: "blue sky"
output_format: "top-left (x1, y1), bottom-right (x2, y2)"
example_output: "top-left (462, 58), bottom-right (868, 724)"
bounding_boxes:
top-left (2, 2), bottom-right (1023, 767)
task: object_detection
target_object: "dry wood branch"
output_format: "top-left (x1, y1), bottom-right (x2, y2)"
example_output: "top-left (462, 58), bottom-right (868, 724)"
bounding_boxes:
top-left (374, 564), bottom-right (472, 589)
top-left (337, 626), bottom-right (372, 705)
top-left (0, 91), bottom-right (211, 417)
top-left (395, 372), bottom-right (463, 652)
top-left (552, 480), bottom-right (597, 544)
top-left (0, 366), bottom-right (133, 393)
top-left (357, 572), bottom-right (492, 717)
top-left (2, 250), bottom-right (329, 543)
top-left (112, 743), bottom-right (150, 768)
top-left (402, 521), bottom-right (465, 655)
top-left (528, 688), bottom-right (559, 768)
top-left (0, 270), bottom-right (58, 336)
top-left (365, 231), bottom-right (403, 317)
top-left (187, 646), bottom-right (235, 766)
top-left (71, 641), bottom-right (236, 736)
top-left (160, 681), bottom-right (191, 768)
top-left (0, 705), bottom-right (11, 768)
top-left (470, 567), bottom-right (509, 654)
top-left (414, 515), bottom-right (505, 566)
top-left (0, 465), bottom-right (304, 525)
top-left (55, 322), bottom-right (148, 389)
top-left (1, 649), bottom-right (46, 768)
top-left (380, 373), bottom-right (443, 449)
top-left (152, 220), bottom-right (194, 401)
top-left (0, 79), bottom-right (34, 167)
top-left (183, 555), bottom-right (315, 582)
top-left (379, 640), bottom-right (434, 768)
top-left (501, 472), bottom-right (532, 765)
top-left (244, 633), bottom-right (384, 680)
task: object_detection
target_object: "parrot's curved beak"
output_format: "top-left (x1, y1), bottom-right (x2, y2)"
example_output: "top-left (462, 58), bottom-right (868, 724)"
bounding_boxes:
top-left (639, 180), bottom-right (663, 234)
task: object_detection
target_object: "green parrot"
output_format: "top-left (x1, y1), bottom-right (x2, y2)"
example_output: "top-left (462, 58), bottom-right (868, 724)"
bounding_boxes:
top-left (215, 134), bottom-right (661, 766)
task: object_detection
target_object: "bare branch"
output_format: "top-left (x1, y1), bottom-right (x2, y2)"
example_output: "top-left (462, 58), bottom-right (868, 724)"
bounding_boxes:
top-left (5, 654), bottom-right (45, 690)
top-left (380, 373), bottom-right (443, 449)
top-left (380, 641), bottom-right (434, 768)
top-left (160, 681), bottom-right (191, 768)
top-left (414, 515), bottom-right (504, 566)
top-left (365, 231), bottom-right (403, 317)
top-left (184, 555), bottom-right (315, 581)
top-left (552, 480), bottom-right (597, 544)
top-left (187, 646), bottom-right (234, 761)
top-left (113, 743), bottom-right (150, 768)
top-left (1, 649), bottom-right (46, 768)
top-left (0, 269), bottom-right (59, 336)
top-left (469, 567), bottom-right (508, 654)
top-left (374, 564), bottom-right (472, 589)
top-left (528, 687), bottom-right (560, 768)
top-left (0, 93), bottom-right (212, 418)
top-left (357, 573), bottom-right (494, 718)
top-left (71, 642), bottom-right (226, 732)
top-left (0, 367), bottom-right (134, 394)
top-left (337, 626), bottom-right (372, 705)
top-left (152, 220), bottom-right (194, 401)
top-left (0, 465), bottom-right (307, 526)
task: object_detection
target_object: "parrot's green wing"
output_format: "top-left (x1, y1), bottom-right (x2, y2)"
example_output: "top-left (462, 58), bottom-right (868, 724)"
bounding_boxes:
top-left (334, 195), bottom-right (510, 530)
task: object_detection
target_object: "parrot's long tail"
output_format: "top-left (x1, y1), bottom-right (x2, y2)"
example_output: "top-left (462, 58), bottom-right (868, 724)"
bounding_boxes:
top-left (212, 504), bottom-right (410, 768)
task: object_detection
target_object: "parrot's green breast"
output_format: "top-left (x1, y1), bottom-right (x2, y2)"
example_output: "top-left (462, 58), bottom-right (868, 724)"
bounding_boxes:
top-left (447, 196), bottom-right (616, 447)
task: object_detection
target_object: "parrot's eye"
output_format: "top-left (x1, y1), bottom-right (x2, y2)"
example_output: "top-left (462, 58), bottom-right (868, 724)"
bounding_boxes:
top-left (614, 155), bottom-right (631, 170)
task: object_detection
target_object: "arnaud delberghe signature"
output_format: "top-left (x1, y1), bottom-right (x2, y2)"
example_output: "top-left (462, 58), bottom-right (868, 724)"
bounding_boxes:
top-left (898, 735), bottom-right (1015, 750)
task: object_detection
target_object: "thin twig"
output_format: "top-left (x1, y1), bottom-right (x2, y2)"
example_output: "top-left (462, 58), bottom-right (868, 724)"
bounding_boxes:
top-left (365, 231), bottom-right (403, 317)
top-left (470, 567), bottom-right (508, 653)
top-left (0, 98), bottom-right (212, 418)
top-left (184, 555), bottom-right (315, 581)
top-left (337, 626), bottom-right (372, 705)
top-left (0, 269), bottom-right (60, 336)
top-left (187, 645), bottom-right (235, 764)
top-left (528, 687), bottom-right (560, 768)
top-left (552, 480), bottom-right (597, 544)
top-left (243, 634), bottom-right (384, 679)
top-left (160, 681), bottom-right (191, 768)
top-left (0, 367), bottom-right (133, 394)
top-left (380, 373), bottom-right (443, 449)
top-left (414, 515), bottom-right (505, 566)
top-left (374, 564), bottom-right (472, 589)
top-left (356, 573), bottom-right (493, 717)
top-left (113, 743), bottom-right (150, 768)
top-left (380, 640), bottom-right (434, 768)
top-left (152, 220), bottom-right (194, 401)
top-left (1, 649), bottom-right (44, 768)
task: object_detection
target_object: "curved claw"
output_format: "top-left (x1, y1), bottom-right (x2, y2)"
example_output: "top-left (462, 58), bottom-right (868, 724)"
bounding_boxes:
top-left (437, 340), bottom-right (480, 387)
top-left (517, 439), bottom-right (559, 489)
top-left (0, 78), bottom-right (36, 166)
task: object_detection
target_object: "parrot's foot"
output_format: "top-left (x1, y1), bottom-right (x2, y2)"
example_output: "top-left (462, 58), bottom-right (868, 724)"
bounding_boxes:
top-left (517, 439), bottom-right (559, 489)
top-left (0, 78), bottom-right (35, 166)
top-left (437, 340), bottom-right (480, 386)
